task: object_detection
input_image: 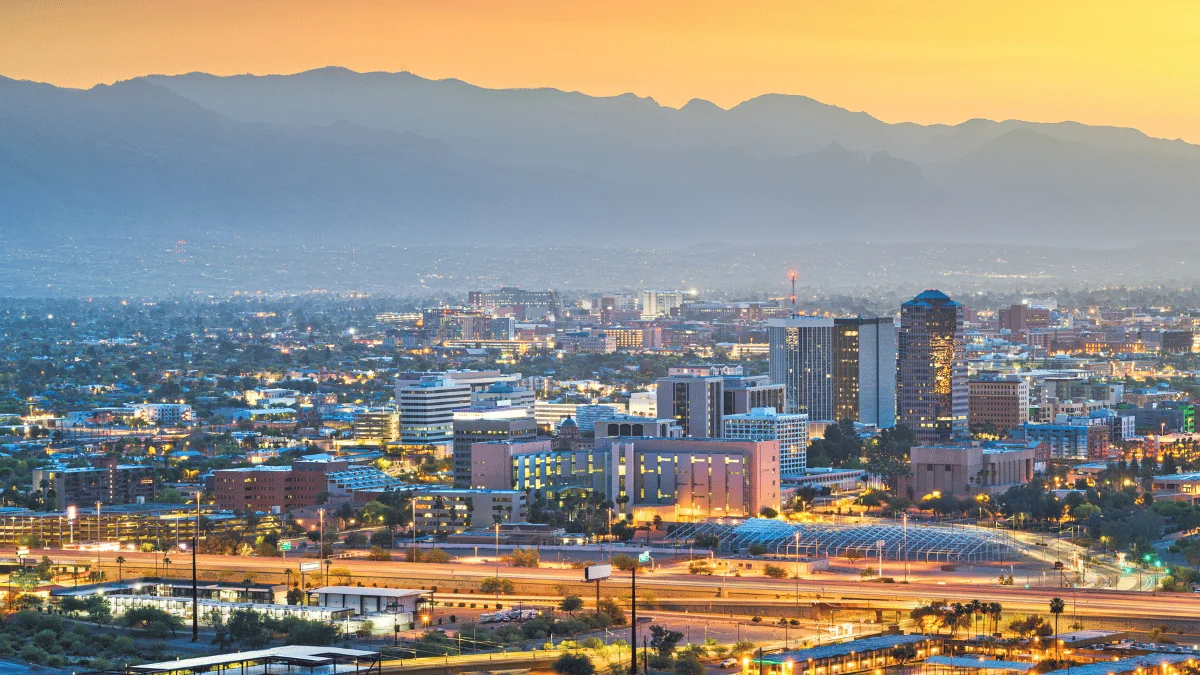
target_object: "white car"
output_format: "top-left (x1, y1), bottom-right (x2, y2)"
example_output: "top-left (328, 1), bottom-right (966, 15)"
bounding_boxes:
top-left (720, 658), bottom-right (738, 668)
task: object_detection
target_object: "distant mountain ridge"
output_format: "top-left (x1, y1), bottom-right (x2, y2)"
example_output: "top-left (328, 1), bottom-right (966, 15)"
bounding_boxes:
top-left (0, 67), bottom-right (1198, 245)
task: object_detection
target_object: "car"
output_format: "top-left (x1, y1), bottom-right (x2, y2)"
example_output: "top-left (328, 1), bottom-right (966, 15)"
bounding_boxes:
top-left (720, 658), bottom-right (738, 668)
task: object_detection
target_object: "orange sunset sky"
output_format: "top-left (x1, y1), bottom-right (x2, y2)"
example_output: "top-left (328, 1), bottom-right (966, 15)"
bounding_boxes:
top-left (2, 0), bottom-right (1199, 142)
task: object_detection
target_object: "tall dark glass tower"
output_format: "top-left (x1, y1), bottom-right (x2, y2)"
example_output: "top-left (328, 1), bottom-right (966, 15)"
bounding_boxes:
top-left (898, 290), bottom-right (967, 443)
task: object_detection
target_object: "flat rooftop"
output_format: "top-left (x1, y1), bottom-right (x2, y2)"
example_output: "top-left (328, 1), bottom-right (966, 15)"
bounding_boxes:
top-left (758, 633), bottom-right (934, 663)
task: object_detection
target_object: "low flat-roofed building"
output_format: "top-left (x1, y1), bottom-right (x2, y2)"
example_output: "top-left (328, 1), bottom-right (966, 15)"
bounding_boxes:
top-left (1152, 471), bottom-right (1200, 504)
top-left (753, 633), bottom-right (944, 675)
top-left (906, 442), bottom-right (1035, 498)
top-left (312, 585), bottom-right (429, 618)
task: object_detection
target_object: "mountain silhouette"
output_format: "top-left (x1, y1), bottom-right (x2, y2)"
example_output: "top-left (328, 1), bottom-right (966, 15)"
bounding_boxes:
top-left (1, 68), bottom-right (1198, 245)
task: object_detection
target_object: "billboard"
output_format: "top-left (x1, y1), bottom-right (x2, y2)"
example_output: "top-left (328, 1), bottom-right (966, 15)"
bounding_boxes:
top-left (584, 564), bottom-right (612, 581)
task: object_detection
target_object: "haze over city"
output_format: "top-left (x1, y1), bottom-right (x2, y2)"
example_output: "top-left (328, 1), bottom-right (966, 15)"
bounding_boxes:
top-left (1, 5), bottom-right (1200, 675)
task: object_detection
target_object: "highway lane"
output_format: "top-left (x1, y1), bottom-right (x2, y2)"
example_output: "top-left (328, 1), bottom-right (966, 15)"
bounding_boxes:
top-left (47, 550), bottom-right (1200, 622)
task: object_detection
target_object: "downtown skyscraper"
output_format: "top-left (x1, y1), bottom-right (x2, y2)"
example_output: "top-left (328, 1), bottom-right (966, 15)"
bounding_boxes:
top-left (767, 317), bottom-right (834, 420)
top-left (833, 317), bottom-right (897, 428)
top-left (898, 289), bottom-right (968, 444)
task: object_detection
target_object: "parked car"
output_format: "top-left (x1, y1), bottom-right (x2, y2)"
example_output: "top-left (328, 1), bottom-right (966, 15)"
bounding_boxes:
top-left (720, 658), bottom-right (738, 668)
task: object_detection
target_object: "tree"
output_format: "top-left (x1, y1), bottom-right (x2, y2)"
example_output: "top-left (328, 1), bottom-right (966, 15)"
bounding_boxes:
top-left (505, 548), bottom-right (541, 567)
top-left (553, 653), bottom-right (596, 675)
top-left (118, 606), bottom-right (181, 638)
top-left (115, 556), bottom-right (126, 582)
top-left (560, 595), bottom-right (584, 615)
top-left (367, 546), bottom-right (392, 561)
top-left (227, 609), bottom-right (271, 648)
top-left (759, 507), bottom-right (779, 519)
top-left (649, 624), bottom-right (684, 659)
top-left (1049, 597), bottom-right (1066, 657)
top-left (286, 585), bottom-right (305, 605)
top-left (986, 602), bottom-right (1003, 635)
top-left (763, 564), bottom-right (788, 579)
top-left (674, 655), bottom-right (706, 675)
top-left (890, 644), bottom-right (917, 674)
top-left (598, 598), bottom-right (626, 625)
top-left (480, 577), bottom-right (515, 595)
top-left (611, 554), bottom-right (638, 571)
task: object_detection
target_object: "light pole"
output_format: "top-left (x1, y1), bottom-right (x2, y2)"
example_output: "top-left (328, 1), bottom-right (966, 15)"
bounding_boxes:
top-left (191, 492), bottom-right (199, 642)
top-left (493, 522), bottom-right (500, 598)
top-left (318, 507), bottom-right (326, 582)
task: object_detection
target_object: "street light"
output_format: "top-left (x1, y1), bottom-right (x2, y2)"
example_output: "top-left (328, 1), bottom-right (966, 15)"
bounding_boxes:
top-left (191, 491), bottom-right (199, 642)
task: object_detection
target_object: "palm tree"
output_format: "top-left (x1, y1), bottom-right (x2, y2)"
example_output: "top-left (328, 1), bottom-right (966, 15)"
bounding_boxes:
top-left (1049, 597), bottom-right (1066, 658)
top-left (115, 556), bottom-right (126, 583)
top-left (987, 602), bottom-right (1003, 636)
top-left (968, 599), bottom-right (984, 638)
top-left (162, 556), bottom-right (172, 579)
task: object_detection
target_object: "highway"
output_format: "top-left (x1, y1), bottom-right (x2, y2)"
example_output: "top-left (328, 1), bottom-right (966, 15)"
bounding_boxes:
top-left (45, 550), bottom-right (1200, 624)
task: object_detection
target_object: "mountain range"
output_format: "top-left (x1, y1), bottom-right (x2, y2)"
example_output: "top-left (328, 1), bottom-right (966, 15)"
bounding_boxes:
top-left (2, 67), bottom-right (1199, 246)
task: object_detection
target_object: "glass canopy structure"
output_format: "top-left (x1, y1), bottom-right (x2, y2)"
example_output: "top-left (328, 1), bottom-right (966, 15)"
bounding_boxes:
top-left (666, 518), bottom-right (1015, 563)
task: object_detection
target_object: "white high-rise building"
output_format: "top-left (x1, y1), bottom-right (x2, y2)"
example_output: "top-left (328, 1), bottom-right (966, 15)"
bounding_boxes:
top-left (767, 317), bottom-right (835, 420)
top-left (396, 376), bottom-right (472, 444)
top-left (723, 407), bottom-right (809, 474)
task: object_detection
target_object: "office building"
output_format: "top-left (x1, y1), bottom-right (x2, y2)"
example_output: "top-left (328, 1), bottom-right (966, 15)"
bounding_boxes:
top-left (352, 409), bottom-right (400, 443)
top-left (470, 437), bottom-right (779, 521)
top-left (656, 374), bottom-right (724, 437)
top-left (411, 488), bottom-right (527, 533)
top-left (723, 407), bottom-right (808, 474)
top-left (33, 457), bottom-right (156, 510)
top-left (1152, 472), bottom-right (1200, 504)
top-left (468, 287), bottom-right (560, 321)
top-left (213, 459), bottom-right (401, 511)
top-left (594, 415), bottom-right (682, 440)
top-left (968, 374), bottom-right (1030, 431)
top-left (998, 304), bottom-right (1051, 331)
top-left (832, 317), bottom-right (897, 428)
top-left (640, 290), bottom-right (685, 318)
top-left (722, 375), bottom-right (787, 416)
top-left (628, 390), bottom-right (657, 417)
top-left (451, 407), bottom-right (537, 487)
top-left (898, 290), bottom-right (968, 444)
top-left (395, 375), bottom-right (472, 445)
top-left (395, 369), bottom-right (519, 394)
top-left (767, 317), bottom-right (835, 419)
top-left (470, 382), bottom-right (535, 410)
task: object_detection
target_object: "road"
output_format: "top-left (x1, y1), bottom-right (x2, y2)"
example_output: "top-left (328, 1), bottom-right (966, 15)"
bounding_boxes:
top-left (45, 550), bottom-right (1200, 623)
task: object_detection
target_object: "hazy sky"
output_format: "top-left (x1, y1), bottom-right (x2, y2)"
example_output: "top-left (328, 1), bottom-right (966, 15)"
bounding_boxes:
top-left (4, 0), bottom-right (1199, 141)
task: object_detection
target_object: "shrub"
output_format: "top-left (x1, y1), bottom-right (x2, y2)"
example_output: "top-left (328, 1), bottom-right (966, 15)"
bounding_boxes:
top-left (505, 548), bottom-right (541, 567)
top-left (763, 564), bottom-right (787, 579)
top-left (552, 652), bottom-right (595, 675)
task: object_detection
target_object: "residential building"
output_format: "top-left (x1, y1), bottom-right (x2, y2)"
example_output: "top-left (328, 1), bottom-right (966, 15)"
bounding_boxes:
top-left (767, 316), bottom-right (835, 419)
top-left (126, 403), bottom-right (194, 425)
top-left (723, 407), bottom-right (808, 474)
top-left (898, 290), bottom-right (968, 444)
top-left (33, 457), bottom-right (156, 510)
top-left (352, 409), bottom-right (400, 443)
top-left (832, 317), bottom-right (897, 428)
top-left (656, 374), bottom-right (724, 437)
top-left (968, 374), bottom-right (1030, 431)
top-left (1014, 420), bottom-right (1111, 460)
top-left (395, 376), bottom-right (472, 445)
top-left (556, 331), bottom-right (617, 354)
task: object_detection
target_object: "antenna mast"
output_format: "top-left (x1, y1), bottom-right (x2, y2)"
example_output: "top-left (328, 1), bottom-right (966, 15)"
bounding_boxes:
top-left (788, 270), bottom-right (797, 317)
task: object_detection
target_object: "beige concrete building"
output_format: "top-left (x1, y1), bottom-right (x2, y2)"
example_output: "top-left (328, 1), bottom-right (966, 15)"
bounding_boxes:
top-left (906, 442), bottom-right (1036, 498)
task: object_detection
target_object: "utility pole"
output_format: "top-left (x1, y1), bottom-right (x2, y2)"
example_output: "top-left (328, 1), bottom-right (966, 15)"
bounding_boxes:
top-left (903, 514), bottom-right (909, 583)
top-left (319, 508), bottom-right (326, 583)
top-left (192, 492), bottom-right (199, 642)
top-left (630, 560), bottom-right (638, 674)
